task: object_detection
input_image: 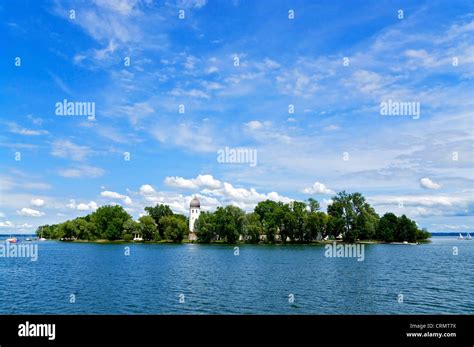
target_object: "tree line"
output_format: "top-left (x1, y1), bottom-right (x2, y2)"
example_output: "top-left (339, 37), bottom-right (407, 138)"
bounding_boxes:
top-left (36, 191), bottom-right (430, 243)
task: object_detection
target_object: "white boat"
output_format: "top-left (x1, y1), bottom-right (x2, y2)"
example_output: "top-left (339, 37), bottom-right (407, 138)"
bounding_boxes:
top-left (38, 237), bottom-right (47, 241)
top-left (458, 233), bottom-right (464, 240)
top-left (466, 233), bottom-right (472, 240)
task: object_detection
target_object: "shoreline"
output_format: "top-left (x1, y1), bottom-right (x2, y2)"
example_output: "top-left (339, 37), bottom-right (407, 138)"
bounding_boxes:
top-left (35, 239), bottom-right (429, 246)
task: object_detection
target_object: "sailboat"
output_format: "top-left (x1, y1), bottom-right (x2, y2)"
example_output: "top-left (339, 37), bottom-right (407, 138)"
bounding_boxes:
top-left (458, 233), bottom-right (464, 240)
top-left (466, 233), bottom-right (472, 240)
top-left (38, 229), bottom-right (47, 241)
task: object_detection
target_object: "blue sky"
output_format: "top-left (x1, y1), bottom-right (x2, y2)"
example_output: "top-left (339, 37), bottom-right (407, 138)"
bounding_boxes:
top-left (1, 0), bottom-right (473, 234)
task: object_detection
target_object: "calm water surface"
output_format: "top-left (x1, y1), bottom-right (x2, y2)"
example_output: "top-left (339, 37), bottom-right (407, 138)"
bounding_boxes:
top-left (0, 237), bottom-right (472, 314)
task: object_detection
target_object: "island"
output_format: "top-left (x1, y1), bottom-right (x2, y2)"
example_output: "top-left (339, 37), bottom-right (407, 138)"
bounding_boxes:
top-left (36, 191), bottom-right (430, 244)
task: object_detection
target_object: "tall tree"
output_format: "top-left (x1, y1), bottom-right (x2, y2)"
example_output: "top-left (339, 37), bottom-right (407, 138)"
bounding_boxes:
top-left (161, 215), bottom-right (188, 242)
top-left (396, 215), bottom-right (418, 242)
top-left (195, 211), bottom-right (217, 243)
top-left (243, 212), bottom-right (263, 243)
top-left (90, 205), bottom-right (131, 240)
top-left (123, 219), bottom-right (140, 241)
top-left (138, 215), bottom-right (158, 241)
top-left (144, 204), bottom-right (173, 238)
top-left (255, 200), bottom-right (280, 242)
top-left (327, 191), bottom-right (379, 242)
top-left (215, 205), bottom-right (244, 244)
top-left (376, 213), bottom-right (398, 242)
top-left (307, 198), bottom-right (320, 212)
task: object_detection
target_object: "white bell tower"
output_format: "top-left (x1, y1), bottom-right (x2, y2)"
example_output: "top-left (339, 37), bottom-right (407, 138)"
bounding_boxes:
top-left (188, 196), bottom-right (200, 241)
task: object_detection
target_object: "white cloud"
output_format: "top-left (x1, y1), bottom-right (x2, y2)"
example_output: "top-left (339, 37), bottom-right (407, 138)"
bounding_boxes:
top-left (0, 220), bottom-right (33, 229)
top-left (369, 192), bottom-right (473, 218)
top-left (169, 88), bottom-right (209, 99)
top-left (16, 207), bottom-right (45, 217)
top-left (245, 120), bottom-right (264, 130)
top-left (303, 182), bottom-right (334, 195)
top-left (164, 174), bottom-right (222, 190)
top-left (177, 0), bottom-right (207, 9)
top-left (94, 0), bottom-right (141, 15)
top-left (77, 201), bottom-right (99, 211)
top-left (184, 55), bottom-right (198, 69)
top-left (94, 40), bottom-right (118, 60)
top-left (51, 140), bottom-right (92, 161)
top-left (137, 175), bottom-right (292, 213)
top-left (118, 102), bottom-right (154, 125)
top-left (201, 181), bottom-right (292, 210)
top-left (58, 165), bottom-right (105, 178)
top-left (100, 190), bottom-right (132, 205)
top-left (30, 198), bottom-right (45, 207)
top-left (420, 177), bottom-right (441, 190)
top-left (139, 184), bottom-right (156, 195)
top-left (7, 122), bottom-right (48, 136)
top-left (152, 122), bottom-right (218, 153)
top-left (66, 199), bottom-right (98, 211)
top-left (262, 58), bottom-right (280, 69)
top-left (206, 66), bottom-right (219, 74)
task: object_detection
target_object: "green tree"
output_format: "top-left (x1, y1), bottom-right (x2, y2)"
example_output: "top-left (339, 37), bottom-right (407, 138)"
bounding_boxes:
top-left (144, 204), bottom-right (173, 238)
top-left (161, 215), bottom-right (188, 242)
top-left (215, 205), bottom-right (245, 243)
top-left (138, 215), bottom-right (158, 241)
top-left (243, 212), bottom-right (263, 243)
top-left (123, 219), bottom-right (140, 240)
top-left (195, 211), bottom-right (217, 243)
top-left (90, 205), bottom-right (131, 240)
top-left (36, 224), bottom-right (61, 239)
top-left (327, 191), bottom-right (356, 241)
top-left (305, 211), bottom-right (327, 241)
top-left (255, 200), bottom-right (280, 242)
top-left (57, 221), bottom-right (77, 240)
top-left (377, 213), bottom-right (398, 242)
top-left (416, 228), bottom-right (430, 241)
top-left (307, 198), bottom-right (320, 212)
top-left (71, 218), bottom-right (97, 240)
top-left (327, 191), bottom-right (379, 242)
top-left (396, 215), bottom-right (418, 242)
top-left (357, 208), bottom-right (379, 240)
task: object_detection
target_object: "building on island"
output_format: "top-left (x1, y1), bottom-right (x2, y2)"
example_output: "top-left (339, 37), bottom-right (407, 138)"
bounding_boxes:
top-left (188, 196), bottom-right (200, 241)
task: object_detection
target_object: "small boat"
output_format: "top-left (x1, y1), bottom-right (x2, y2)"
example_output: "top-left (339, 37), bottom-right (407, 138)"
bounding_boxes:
top-left (466, 233), bottom-right (472, 240)
top-left (6, 237), bottom-right (17, 243)
top-left (38, 237), bottom-right (47, 241)
top-left (25, 238), bottom-right (32, 241)
top-left (458, 233), bottom-right (464, 240)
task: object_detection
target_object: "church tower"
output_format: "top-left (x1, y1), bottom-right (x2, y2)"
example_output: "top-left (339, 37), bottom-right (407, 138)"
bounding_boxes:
top-left (188, 196), bottom-right (200, 241)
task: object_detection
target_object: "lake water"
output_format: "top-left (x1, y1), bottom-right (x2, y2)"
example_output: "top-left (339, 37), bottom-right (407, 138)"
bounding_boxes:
top-left (0, 237), bottom-right (472, 314)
